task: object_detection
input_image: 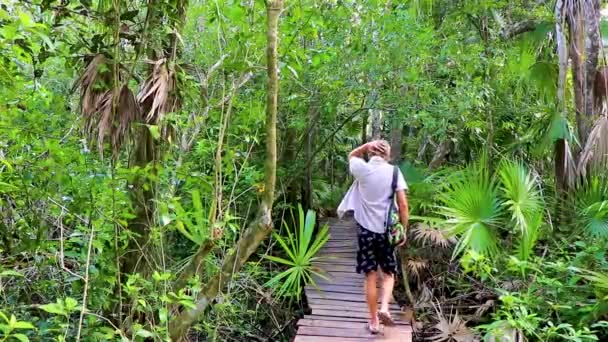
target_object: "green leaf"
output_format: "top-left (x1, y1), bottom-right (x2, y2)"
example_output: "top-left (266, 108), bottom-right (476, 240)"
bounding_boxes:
top-left (12, 334), bottom-right (30, 342)
top-left (39, 302), bottom-right (66, 316)
top-left (135, 329), bottom-right (155, 338)
top-left (0, 270), bottom-right (24, 278)
top-left (0, 182), bottom-right (18, 193)
top-left (159, 308), bottom-right (168, 323)
top-left (147, 125), bottom-right (161, 140)
top-left (18, 11), bottom-right (34, 28)
top-left (64, 297), bottom-right (78, 312)
top-left (12, 321), bottom-right (34, 330)
top-left (265, 255), bottom-right (295, 266)
top-left (34, 31), bottom-right (54, 51)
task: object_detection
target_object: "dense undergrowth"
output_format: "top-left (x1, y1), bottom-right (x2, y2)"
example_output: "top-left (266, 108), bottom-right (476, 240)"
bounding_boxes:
top-left (3, 0), bottom-right (608, 341)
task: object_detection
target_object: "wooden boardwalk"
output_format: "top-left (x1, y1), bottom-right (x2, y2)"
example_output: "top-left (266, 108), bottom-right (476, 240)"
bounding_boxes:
top-left (294, 218), bottom-right (412, 342)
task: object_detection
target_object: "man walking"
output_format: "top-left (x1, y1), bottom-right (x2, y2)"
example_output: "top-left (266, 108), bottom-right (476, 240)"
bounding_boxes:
top-left (338, 140), bottom-right (409, 334)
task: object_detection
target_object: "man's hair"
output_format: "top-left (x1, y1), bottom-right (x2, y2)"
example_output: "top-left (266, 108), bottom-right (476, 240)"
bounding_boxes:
top-left (369, 140), bottom-right (391, 159)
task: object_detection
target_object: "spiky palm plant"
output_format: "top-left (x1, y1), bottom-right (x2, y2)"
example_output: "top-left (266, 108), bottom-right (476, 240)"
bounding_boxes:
top-left (264, 205), bottom-right (330, 299)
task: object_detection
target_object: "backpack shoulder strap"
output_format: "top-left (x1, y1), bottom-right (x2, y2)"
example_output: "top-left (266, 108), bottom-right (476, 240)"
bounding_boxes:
top-left (390, 165), bottom-right (398, 199)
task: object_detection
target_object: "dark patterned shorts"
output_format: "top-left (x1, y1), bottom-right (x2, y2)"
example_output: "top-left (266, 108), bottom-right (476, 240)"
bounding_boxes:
top-left (356, 223), bottom-right (397, 275)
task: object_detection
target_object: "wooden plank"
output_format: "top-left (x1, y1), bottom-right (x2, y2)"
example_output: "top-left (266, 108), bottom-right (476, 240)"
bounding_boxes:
top-left (305, 285), bottom-right (388, 297)
top-left (315, 256), bottom-right (356, 262)
top-left (323, 239), bottom-right (358, 246)
top-left (297, 326), bottom-right (380, 338)
top-left (309, 304), bottom-right (401, 315)
top-left (304, 314), bottom-right (368, 322)
top-left (298, 319), bottom-right (367, 328)
top-left (306, 284), bottom-right (363, 293)
top-left (302, 315), bottom-right (409, 326)
top-left (320, 248), bottom-right (358, 254)
top-left (319, 250), bottom-right (357, 258)
top-left (312, 276), bottom-right (364, 286)
top-left (307, 298), bottom-right (399, 310)
top-left (310, 264), bottom-right (356, 273)
top-left (306, 282), bottom-right (384, 292)
top-left (309, 309), bottom-right (405, 320)
top-left (297, 326), bottom-right (411, 340)
top-left (314, 260), bottom-right (356, 267)
top-left (307, 291), bottom-right (395, 303)
top-left (297, 319), bottom-right (410, 331)
top-left (294, 336), bottom-right (369, 342)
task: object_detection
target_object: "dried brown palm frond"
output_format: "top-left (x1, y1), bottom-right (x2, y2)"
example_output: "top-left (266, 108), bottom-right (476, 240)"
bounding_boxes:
top-left (74, 54), bottom-right (140, 158)
top-left (473, 299), bottom-right (494, 320)
top-left (94, 86), bottom-right (140, 157)
top-left (412, 223), bottom-right (456, 248)
top-left (430, 301), bottom-right (477, 342)
top-left (137, 59), bottom-right (179, 125)
top-left (576, 116), bottom-right (608, 178)
top-left (416, 284), bottom-right (434, 308)
top-left (407, 258), bottom-right (428, 281)
top-left (73, 54), bottom-right (112, 125)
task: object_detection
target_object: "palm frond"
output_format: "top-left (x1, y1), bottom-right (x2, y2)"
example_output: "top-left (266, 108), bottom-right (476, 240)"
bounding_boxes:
top-left (264, 205), bottom-right (329, 299)
top-left (575, 176), bottom-right (608, 239)
top-left (439, 160), bottom-right (502, 258)
top-left (412, 223), bottom-right (455, 248)
top-left (137, 59), bottom-right (178, 125)
top-left (577, 116), bottom-right (608, 178)
top-left (430, 301), bottom-right (476, 342)
top-left (74, 55), bottom-right (140, 157)
top-left (498, 160), bottom-right (543, 236)
top-left (407, 258), bottom-right (428, 281)
top-left (515, 212), bottom-right (542, 261)
top-left (538, 110), bottom-right (576, 153)
top-left (578, 200), bottom-right (608, 239)
top-left (74, 54), bottom-right (110, 121)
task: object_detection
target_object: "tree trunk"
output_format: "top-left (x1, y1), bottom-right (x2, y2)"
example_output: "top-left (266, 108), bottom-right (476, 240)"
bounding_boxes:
top-left (428, 139), bottom-right (452, 170)
top-left (302, 100), bottom-right (319, 212)
top-left (370, 108), bottom-right (383, 140)
top-left (361, 111), bottom-right (369, 144)
top-left (168, 1), bottom-right (283, 339)
top-left (568, 0), bottom-right (601, 147)
top-left (123, 126), bottom-right (157, 274)
top-left (282, 124), bottom-right (298, 216)
top-left (390, 120), bottom-right (403, 162)
top-left (554, 0), bottom-right (569, 192)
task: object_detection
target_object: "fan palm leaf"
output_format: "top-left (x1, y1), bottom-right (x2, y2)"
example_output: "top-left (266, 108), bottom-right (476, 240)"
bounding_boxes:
top-left (498, 160), bottom-right (543, 237)
top-left (439, 159), bottom-right (502, 258)
top-left (575, 176), bottom-right (608, 239)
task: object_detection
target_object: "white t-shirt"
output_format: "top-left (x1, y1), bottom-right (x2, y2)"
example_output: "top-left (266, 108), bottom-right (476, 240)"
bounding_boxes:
top-left (338, 156), bottom-right (407, 234)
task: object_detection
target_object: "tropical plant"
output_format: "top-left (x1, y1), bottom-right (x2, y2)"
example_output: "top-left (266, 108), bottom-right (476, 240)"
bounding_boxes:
top-left (439, 157), bottom-right (502, 258)
top-left (575, 176), bottom-right (608, 239)
top-left (0, 312), bottom-right (35, 342)
top-left (265, 205), bottom-right (330, 299)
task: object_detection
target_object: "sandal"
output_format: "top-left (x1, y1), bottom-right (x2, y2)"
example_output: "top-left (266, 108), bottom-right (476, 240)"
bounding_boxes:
top-left (367, 322), bottom-right (380, 335)
top-left (378, 311), bottom-right (396, 327)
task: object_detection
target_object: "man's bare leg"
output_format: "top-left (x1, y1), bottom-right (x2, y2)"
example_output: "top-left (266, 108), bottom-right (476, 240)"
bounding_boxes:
top-left (365, 271), bottom-right (379, 329)
top-left (380, 272), bottom-right (394, 313)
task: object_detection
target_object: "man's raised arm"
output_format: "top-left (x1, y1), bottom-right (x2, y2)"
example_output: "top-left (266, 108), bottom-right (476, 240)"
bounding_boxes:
top-left (349, 142), bottom-right (373, 160)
